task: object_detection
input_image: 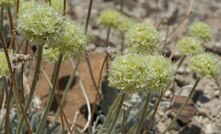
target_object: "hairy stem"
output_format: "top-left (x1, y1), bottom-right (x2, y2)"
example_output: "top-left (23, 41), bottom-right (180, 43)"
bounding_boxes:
top-left (108, 93), bottom-right (126, 133)
top-left (135, 92), bottom-right (152, 134)
top-left (35, 53), bottom-right (63, 134)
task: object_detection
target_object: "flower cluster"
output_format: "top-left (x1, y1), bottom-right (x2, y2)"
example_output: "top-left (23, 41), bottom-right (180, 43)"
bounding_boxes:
top-left (99, 9), bottom-right (122, 28)
top-left (190, 21), bottom-right (212, 42)
top-left (50, 19), bottom-right (87, 58)
top-left (17, 2), bottom-right (63, 45)
top-left (108, 53), bottom-right (149, 93)
top-left (125, 22), bottom-right (160, 55)
top-left (145, 55), bottom-right (174, 93)
top-left (190, 53), bottom-right (220, 78)
top-left (0, 50), bottom-right (10, 78)
top-left (177, 37), bottom-right (203, 55)
top-left (108, 53), bottom-right (174, 94)
top-left (0, 0), bottom-right (16, 7)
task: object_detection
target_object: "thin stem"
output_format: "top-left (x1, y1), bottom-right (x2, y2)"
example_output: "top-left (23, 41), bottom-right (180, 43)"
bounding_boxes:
top-left (25, 45), bottom-right (43, 110)
top-left (105, 27), bottom-right (111, 72)
top-left (162, 78), bottom-right (200, 134)
top-left (177, 55), bottom-right (186, 69)
top-left (16, 0), bottom-right (19, 14)
top-left (151, 92), bottom-right (164, 119)
top-left (63, 0), bottom-right (66, 16)
top-left (108, 93), bottom-right (126, 133)
top-left (54, 60), bottom-right (80, 121)
top-left (35, 53), bottom-right (63, 134)
top-left (120, 0), bottom-right (124, 11)
top-left (120, 35), bottom-right (124, 53)
top-left (88, 55), bottom-right (108, 133)
top-left (16, 45), bottom-right (43, 134)
top-left (121, 110), bottom-right (126, 134)
top-left (40, 65), bottom-right (71, 133)
top-left (7, 8), bottom-right (15, 49)
top-left (0, 32), bottom-right (32, 134)
top-left (103, 94), bottom-right (121, 128)
top-left (135, 92), bottom-right (152, 134)
top-left (4, 78), bottom-right (9, 134)
top-left (0, 7), bottom-right (3, 33)
top-left (85, 0), bottom-right (93, 33)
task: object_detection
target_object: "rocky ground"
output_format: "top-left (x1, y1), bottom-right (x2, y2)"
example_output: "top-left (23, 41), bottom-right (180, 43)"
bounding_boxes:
top-left (26, 0), bottom-right (221, 133)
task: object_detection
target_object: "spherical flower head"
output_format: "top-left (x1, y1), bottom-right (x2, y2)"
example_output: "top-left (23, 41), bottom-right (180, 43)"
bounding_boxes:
top-left (0, 50), bottom-right (10, 78)
top-left (125, 22), bottom-right (160, 55)
top-left (99, 9), bottom-right (122, 28)
top-left (190, 21), bottom-right (212, 42)
top-left (117, 16), bottom-right (134, 33)
top-left (17, 2), bottom-right (63, 45)
top-left (190, 53), bottom-right (220, 78)
top-left (177, 37), bottom-right (203, 55)
top-left (0, 0), bottom-right (16, 7)
top-left (108, 53), bottom-right (149, 93)
top-left (146, 55), bottom-right (174, 93)
top-left (50, 18), bottom-right (87, 58)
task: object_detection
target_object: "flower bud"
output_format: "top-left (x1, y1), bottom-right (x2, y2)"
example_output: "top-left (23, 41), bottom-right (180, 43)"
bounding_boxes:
top-left (190, 21), bottom-right (212, 42)
top-left (17, 2), bottom-right (63, 45)
top-left (177, 37), bottom-right (203, 55)
top-left (108, 53), bottom-right (149, 93)
top-left (146, 55), bottom-right (174, 93)
top-left (125, 22), bottom-right (160, 55)
top-left (190, 53), bottom-right (220, 78)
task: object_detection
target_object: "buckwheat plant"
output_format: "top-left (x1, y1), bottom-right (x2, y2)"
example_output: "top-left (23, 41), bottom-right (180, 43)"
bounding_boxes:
top-left (125, 22), bottom-right (160, 55)
top-left (17, 2), bottom-right (63, 45)
top-left (163, 53), bottom-right (220, 133)
top-left (190, 21), bottom-right (212, 42)
top-left (135, 55), bottom-right (174, 134)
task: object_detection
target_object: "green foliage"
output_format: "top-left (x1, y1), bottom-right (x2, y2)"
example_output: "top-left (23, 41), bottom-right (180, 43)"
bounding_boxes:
top-left (146, 55), bottom-right (174, 93)
top-left (108, 53), bottom-right (149, 93)
top-left (177, 37), bottom-right (203, 55)
top-left (17, 2), bottom-right (63, 45)
top-left (125, 22), bottom-right (160, 55)
top-left (190, 53), bottom-right (220, 78)
top-left (190, 21), bottom-right (212, 42)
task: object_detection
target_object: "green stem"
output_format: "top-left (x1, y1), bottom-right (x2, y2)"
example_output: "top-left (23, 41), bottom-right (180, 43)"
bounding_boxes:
top-left (177, 55), bottom-right (186, 69)
top-left (103, 94), bottom-right (121, 128)
top-left (85, 0), bottom-right (93, 33)
top-left (105, 27), bottom-right (111, 72)
top-left (135, 92), bottom-right (152, 134)
top-left (151, 92), bottom-right (164, 119)
top-left (108, 93), bottom-right (126, 133)
top-left (35, 53), bottom-right (63, 134)
top-left (121, 110), bottom-right (126, 134)
top-left (0, 7), bottom-right (3, 34)
top-left (162, 78), bottom-right (200, 134)
top-left (54, 60), bottom-right (80, 121)
top-left (16, 45), bottom-right (43, 134)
